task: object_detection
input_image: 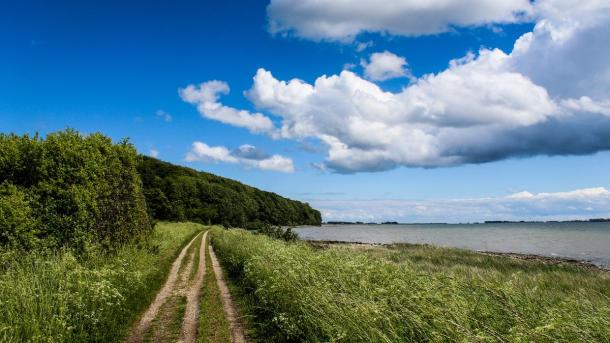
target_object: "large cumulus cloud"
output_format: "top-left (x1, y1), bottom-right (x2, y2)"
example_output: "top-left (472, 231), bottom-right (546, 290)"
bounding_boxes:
top-left (182, 0), bottom-right (610, 173)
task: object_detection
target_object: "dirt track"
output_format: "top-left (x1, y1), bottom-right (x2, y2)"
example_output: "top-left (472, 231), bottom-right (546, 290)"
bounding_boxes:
top-left (209, 245), bottom-right (248, 343)
top-left (179, 231), bottom-right (208, 343)
top-left (124, 230), bottom-right (247, 343)
top-left (125, 231), bottom-right (203, 343)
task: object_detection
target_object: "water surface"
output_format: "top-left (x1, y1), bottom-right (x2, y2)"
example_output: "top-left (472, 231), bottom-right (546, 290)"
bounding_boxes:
top-left (296, 222), bottom-right (610, 268)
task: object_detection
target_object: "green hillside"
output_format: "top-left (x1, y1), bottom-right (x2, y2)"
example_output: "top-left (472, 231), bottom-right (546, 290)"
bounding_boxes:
top-left (138, 156), bottom-right (321, 228)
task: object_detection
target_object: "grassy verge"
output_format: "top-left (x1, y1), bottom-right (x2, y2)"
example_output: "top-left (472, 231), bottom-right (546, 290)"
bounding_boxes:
top-left (211, 227), bottom-right (610, 343)
top-left (0, 222), bottom-right (203, 343)
top-left (198, 231), bottom-right (231, 343)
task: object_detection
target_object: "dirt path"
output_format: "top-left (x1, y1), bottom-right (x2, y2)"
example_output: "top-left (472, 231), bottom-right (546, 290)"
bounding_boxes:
top-left (208, 245), bottom-right (248, 343)
top-left (125, 229), bottom-right (247, 343)
top-left (179, 231), bottom-right (208, 343)
top-left (124, 231), bottom-right (203, 343)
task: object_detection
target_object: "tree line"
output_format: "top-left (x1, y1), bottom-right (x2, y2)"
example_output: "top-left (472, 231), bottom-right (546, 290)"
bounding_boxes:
top-left (0, 130), bottom-right (321, 251)
top-left (138, 156), bottom-right (321, 228)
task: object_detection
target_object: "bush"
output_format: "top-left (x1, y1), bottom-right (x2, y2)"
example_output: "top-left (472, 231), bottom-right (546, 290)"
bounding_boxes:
top-left (0, 130), bottom-right (152, 251)
top-left (0, 182), bottom-right (39, 249)
top-left (253, 223), bottom-right (298, 242)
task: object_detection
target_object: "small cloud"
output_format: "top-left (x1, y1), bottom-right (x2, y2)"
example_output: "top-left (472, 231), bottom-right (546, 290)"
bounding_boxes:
top-left (149, 149), bottom-right (160, 158)
top-left (185, 142), bottom-right (238, 164)
top-left (186, 141), bottom-right (294, 173)
top-left (156, 110), bottom-right (173, 122)
top-left (310, 162), bottom-right (327, 172)
top-left (506, 191), bottom-right (534, 199)
top-left (490, 25), bottom-right (504, 34)
top-left (361, 51), bottom-right (411, 81)
top-left (179, 81), bottom-right (276, 134)
top-left (355, 40), bottom-right (373, 52)
top-left (232, 144), bottom-right (270, 160)
top-left (343, 63), bottom-right (357, 70)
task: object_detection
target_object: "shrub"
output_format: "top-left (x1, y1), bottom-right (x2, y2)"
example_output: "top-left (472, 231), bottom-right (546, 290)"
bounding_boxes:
top-left (0, 130), bottom-right (151, 251)
top-left (0, 182), bottom-right (40, 249)
top-left (251, 222), bottom-right (299, 242)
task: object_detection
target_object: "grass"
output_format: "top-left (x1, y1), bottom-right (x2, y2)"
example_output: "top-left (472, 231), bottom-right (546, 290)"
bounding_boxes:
top-left (0, 222), bottom-right (204, 343)
top-left (143, 295), bottom-right (187, 343)
top-left (198, 231), bottom-right (231, 343)
top-left (186, 232), bottom-right (204, 282)
top-left (211, 227), bottom-right (610, 343)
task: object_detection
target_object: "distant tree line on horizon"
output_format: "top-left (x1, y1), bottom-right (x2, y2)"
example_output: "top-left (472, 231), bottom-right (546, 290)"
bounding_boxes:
top-left (0, 130), bottom-right (321, 252)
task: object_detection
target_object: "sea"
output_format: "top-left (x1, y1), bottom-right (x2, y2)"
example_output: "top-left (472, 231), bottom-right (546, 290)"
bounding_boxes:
top-left (295, 222), bottom-right (610, 268)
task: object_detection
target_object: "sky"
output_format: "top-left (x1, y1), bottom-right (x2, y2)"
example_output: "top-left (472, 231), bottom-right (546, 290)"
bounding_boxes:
top-left (3, 0), bottom-right (610, 223)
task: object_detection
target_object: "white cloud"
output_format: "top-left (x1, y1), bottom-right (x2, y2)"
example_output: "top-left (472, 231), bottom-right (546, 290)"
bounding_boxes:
top-left (249, 154), bottom-right (295, 173)
top-left (185, 141), bottom-right (294, 173)
top-left (179, 81), bottom-right (276, 134)
top-left (267, 0), bottom-right (533, 42)
top-left (185, 141), bottom-right (238, 164)
top-left (155, 110), bottom-right (172, 122)
top-left (355, 40), bottom-right (373, 52)
top-left (184, 1), bottom-right (610, 174)
top-left (509, 1), bottom-right (610, 100)
top-left (308, 187), bottom-right (610, 223)
top-left (507, 187), bottom-right (610, 201)
top-left (245, 49), bottom-right (561, 172)
top-left (361, 51), bottom-right (410, 81)
top-left (149, 149), bottom-right (160, 158)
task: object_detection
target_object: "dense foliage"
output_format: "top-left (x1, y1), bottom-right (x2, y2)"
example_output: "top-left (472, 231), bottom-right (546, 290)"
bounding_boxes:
top-left (0, 222), bottom-right (202, 342)
top-left (0, 130), bottom-right (151, 251)
top-left (211, 228), bottom-right (610, 343)
top-left (138, 156), bottom-right (321, 228)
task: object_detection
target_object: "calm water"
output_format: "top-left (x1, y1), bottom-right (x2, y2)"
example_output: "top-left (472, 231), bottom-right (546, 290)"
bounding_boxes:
top-left (295, 222), bottom-right (610, 268)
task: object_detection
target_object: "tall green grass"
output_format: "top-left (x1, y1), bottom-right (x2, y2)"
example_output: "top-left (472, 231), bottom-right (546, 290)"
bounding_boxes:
top-left (211, 228), bottom-right (610, 343)
top-left (0, 222), bottom-right (203, 343)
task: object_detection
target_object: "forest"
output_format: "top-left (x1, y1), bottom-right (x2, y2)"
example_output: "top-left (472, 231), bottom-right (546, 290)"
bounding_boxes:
top-left (138, 156), bottom-right (321, 228)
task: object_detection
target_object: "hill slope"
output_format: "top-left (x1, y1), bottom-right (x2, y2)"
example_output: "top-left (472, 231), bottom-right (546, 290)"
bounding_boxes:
top-left (138, 156), bottom-right (321, 228)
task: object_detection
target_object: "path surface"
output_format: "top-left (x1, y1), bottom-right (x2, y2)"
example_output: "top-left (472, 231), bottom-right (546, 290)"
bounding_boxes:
top-left (125, 231), bottom-right (203, 343)
top-left (179, 231), bottom-right (208, 343)
top-left (124, 230), bottom-right (248, 343)
top-left (209, 246), bottom-right (248, 343)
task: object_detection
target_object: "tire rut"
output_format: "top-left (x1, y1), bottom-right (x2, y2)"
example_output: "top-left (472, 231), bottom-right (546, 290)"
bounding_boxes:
top-left (209, 245), bottom-right (248, 343)
top-left (179, 230), bottom-right (208, 343)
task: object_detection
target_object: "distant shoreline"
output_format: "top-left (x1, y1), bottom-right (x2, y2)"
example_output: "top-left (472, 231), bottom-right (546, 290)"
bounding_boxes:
top-left (305, 239), bottom-right (609, 272)
top-left (322, 218), bottom-right (610, 225)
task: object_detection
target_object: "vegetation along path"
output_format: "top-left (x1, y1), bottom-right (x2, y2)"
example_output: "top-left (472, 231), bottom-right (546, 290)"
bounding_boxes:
top-left (125, 229), bottom-right (248, 343)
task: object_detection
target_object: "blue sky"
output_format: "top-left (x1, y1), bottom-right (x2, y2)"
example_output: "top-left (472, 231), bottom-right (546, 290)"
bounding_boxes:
top-left (3, 0), bottom-right (610, 222)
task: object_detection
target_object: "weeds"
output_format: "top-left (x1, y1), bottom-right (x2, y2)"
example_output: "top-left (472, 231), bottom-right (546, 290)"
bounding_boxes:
top-left (0, 222), bottom-right (203, 343)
